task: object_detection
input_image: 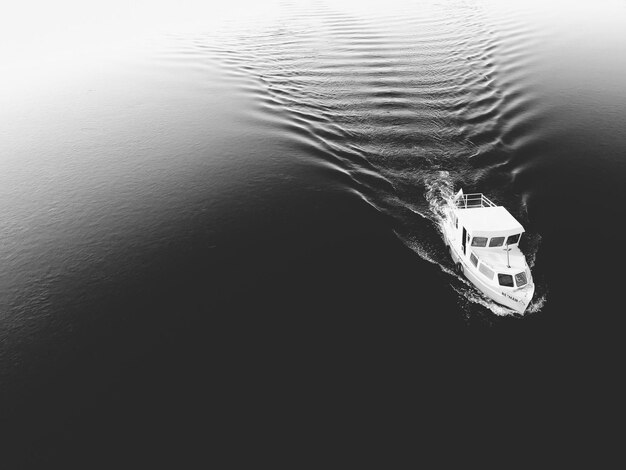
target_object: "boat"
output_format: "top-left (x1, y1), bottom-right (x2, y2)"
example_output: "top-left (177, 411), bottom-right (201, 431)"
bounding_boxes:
top-left (442, 189), bottom-right (534, 313)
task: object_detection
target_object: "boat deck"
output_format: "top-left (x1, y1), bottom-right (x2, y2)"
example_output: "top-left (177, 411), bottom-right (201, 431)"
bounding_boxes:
top-left (473, 247), bottom-right (526, 271)
top-left (455, 193), bottom-right (496, 209)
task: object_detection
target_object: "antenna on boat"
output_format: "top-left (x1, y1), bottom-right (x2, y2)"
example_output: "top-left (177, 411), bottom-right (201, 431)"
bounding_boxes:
top-left (506, 241), bottom-right (511, 268)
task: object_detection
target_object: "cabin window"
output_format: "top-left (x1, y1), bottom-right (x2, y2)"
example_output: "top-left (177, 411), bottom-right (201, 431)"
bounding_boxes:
top-left (470, 252), bottom-right (478, 267)
top-left (515, 272), bottom-right (527, 287)
top-left (498, 273), bottom-right (514, 287)
top-left (489, 236), bottom-right (505, 247)
top-left (506, 233), bottom-right (521, 245)
top-left (471, 236), bottom-right (488, 247)
top-left (455, 216), bottom-right (458, 229)
top-left (479, 263), bottom-right (494, 280)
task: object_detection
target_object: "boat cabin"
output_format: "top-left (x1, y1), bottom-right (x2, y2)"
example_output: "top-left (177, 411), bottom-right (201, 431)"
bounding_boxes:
top-left (448, 192), bottom-right (529, 289)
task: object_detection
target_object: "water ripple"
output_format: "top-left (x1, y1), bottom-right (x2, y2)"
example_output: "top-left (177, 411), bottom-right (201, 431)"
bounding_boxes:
top-left (182, 0), bottom-right (550, 316)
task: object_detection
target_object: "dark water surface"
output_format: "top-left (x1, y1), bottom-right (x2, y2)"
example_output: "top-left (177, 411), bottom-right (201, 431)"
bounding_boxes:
top-left (2, 0), bottom-right (625, 464)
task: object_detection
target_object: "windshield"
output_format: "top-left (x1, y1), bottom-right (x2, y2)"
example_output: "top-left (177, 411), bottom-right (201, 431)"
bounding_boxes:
top-left (489, 236), bottom-right (504, 247)
top-left (506, 233), bottom-right (521, 245)
top-left (498, 271), bottom-right (528, 288)
top-left (498, 273), bottom-right (514, 287)
top-left (471, 236), bottom-right (488, 247)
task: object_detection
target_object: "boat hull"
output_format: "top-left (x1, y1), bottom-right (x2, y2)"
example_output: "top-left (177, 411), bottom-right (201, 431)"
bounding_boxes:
top-left (444, 222), bottom-right (534, 314)
top-left (461, 256), bottom-right (533, 313)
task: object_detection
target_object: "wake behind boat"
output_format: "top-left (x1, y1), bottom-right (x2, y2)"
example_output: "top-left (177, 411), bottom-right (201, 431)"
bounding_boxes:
top-left (442, 189), bottom-right (534, 313)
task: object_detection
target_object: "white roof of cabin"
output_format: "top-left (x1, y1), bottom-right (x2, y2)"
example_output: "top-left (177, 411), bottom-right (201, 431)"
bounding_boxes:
top-left (456, 206), bottom-right (523, 236)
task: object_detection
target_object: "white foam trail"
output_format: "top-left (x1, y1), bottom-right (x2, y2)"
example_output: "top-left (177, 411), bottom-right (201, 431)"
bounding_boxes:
top-left (424, 170), bottom-right (456, 223)
top-left (525, 292), bottom-right (547, 314)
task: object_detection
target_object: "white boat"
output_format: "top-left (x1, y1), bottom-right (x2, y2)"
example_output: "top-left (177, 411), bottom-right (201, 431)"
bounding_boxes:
top-left (442, 189), bottom-right (534, 313)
